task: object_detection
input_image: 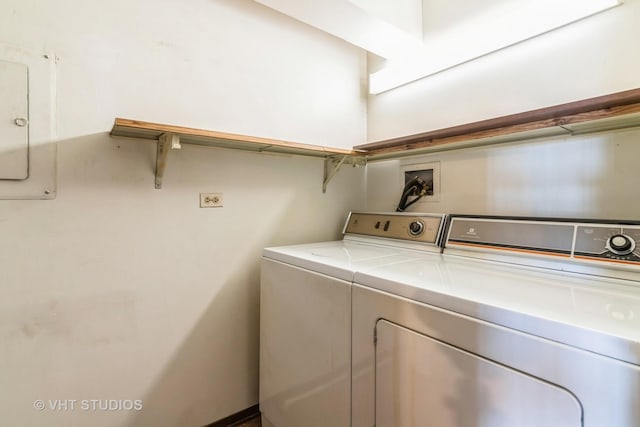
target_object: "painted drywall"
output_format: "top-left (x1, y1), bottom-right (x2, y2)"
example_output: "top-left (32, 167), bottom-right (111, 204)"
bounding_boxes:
top-left (0, 1), bottom-right (366, 426)
top-left (422, 0), bottom-right (511, 42)
top-left (368, 0), bottom-right (640, 140)
top-left (367, 127), bottom-right (640, 219)
top-left (349, 0), bottom-right (423, 39)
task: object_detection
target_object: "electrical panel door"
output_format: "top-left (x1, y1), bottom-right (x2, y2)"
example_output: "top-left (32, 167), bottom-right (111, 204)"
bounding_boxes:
top-left (0, 59), bottom-right (29, 180)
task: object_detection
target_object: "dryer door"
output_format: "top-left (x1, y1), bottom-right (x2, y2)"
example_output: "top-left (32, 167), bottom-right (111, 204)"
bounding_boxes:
top-left (375, 320), bottom-right (583, 427)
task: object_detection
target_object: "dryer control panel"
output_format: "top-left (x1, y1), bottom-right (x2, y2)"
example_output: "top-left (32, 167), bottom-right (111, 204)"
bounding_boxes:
top-left (445, 217), bottom-right (640, 276)
top-left (574, 225), bottom-right (640, 263)
top-left (344, 212), bottom-right (446, 245)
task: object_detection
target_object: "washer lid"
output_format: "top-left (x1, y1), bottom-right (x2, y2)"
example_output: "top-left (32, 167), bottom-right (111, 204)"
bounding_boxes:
top-left (263, 240), bottom-right (428, 281)
top-left (354, 256), bottom-right (640, 365)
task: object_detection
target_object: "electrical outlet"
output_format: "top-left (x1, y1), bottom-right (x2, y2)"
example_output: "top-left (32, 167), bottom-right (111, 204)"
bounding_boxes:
top-left (200, 193), bottom-right (223, 208)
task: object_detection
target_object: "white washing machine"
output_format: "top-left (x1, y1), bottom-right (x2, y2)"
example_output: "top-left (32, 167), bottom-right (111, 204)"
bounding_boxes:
top-left (259, 212), bottom-right (447, 427)
top-left (352, 216), bottom-right (640, 427)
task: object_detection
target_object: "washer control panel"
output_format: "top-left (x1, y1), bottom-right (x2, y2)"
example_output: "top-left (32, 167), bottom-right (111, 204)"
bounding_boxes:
top-left (344, 212), bottom-right (445, 245)
top-left (408, 220), bottom-right (425, 236)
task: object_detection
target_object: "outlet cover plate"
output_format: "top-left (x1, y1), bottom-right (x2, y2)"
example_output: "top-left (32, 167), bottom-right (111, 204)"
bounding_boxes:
top-left (200, 193), bottom-right (223, 208)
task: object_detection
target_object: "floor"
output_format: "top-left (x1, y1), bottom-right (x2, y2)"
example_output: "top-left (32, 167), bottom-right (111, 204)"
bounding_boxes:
top-left (233, 415), bottom-right (261, 426)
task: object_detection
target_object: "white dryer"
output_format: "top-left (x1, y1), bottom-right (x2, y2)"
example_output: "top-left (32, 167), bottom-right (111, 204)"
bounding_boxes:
top-left (352, 216), bottom-right (640, 427)
top-left (259, 212), bottom-right (447, 427)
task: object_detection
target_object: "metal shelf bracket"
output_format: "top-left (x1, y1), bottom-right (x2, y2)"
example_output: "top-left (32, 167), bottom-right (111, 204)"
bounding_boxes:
top-left (323, 155), bottom-right (366, 193)
top-left (155, 133), bottom-right (182, 189)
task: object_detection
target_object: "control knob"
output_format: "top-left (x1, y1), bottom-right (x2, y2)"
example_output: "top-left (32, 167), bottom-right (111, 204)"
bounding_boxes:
top-left (408, 220), bottom-right (424, 236)
top-left (606, 234), bottom-right (635, 256)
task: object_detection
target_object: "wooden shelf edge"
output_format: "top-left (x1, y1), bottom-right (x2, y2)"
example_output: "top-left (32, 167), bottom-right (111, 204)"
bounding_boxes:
top-left (110, 88), bottom-right (640, 166)
top-left (358, 88), bottom-right (640, 157)
top-left (111, 118), bottom-right (364, 157)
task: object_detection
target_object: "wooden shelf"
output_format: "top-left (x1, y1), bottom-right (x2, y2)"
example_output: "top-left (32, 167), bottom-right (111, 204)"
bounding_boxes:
top-left (111, 118), bottom-right (362, 157)
top-left (110, 88), bottom-right (640, 190)
top-left (358, 88), bottom-right (640, 160)
top-left (110, 118), bottom-right (365, 191)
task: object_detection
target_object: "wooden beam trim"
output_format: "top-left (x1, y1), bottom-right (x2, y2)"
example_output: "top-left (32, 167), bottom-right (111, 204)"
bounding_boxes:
top-left (364, 102), bottom-right (640, 157)
top-left (356, 88), bottom-right (640, 152)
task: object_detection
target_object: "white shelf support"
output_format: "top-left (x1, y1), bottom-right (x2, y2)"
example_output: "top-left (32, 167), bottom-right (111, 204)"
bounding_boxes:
top-left (155, 133), bottom-right (182, 189)
top-left (323, 154), bottom-right (366, 193)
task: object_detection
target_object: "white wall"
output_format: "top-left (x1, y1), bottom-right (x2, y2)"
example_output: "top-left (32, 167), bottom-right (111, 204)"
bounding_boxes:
top-left (0, 1), bottom-right (366, 426)
top-left (366, 0), bottom-right (640, 220)
top-left (349, 0), bottom-right (423, 38)
top-left (368, 0), bottom-right (640, 140)
top-left (367, 128), bottom-right (640, 219)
